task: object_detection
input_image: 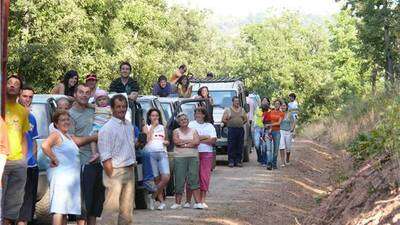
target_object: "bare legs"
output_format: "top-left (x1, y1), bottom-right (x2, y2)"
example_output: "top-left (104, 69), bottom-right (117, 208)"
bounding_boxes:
top-left (279, 149), bottom-right (286, 166)
top-left (76, 216), bottom-right (96, 225)
top-left (53, 214), bottom-right (67, 225)
top-left (176, 189), bottom-right (201, 204)
top-left (154, 174), bottom-right (170, 202)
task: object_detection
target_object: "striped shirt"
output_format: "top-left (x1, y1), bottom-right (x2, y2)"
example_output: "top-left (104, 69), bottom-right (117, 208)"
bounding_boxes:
top-left (98, 117), bottom-right (136, 168)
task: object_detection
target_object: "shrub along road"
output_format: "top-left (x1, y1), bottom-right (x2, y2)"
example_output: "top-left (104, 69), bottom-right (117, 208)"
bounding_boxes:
top-left (133, 139), bottom-right (344, 225)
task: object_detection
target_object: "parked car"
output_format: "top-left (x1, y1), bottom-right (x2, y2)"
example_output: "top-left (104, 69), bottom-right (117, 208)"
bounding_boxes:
top-left (191, 77), bottom-right (252, 162)
top-left (32, 94), bottom-right (146, 224)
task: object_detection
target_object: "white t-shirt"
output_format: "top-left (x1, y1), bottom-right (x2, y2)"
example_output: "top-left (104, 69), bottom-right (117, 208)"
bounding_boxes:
top-left (188, 121), bottom-right (217, 153)
top-left (145, 124), bottom-right (166, 152)
top-left (288, 101), bottom-right (299, 110)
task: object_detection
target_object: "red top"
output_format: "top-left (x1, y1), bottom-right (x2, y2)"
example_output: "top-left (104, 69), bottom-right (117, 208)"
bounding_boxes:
top-left (263, 110), bottom-right (284, 131)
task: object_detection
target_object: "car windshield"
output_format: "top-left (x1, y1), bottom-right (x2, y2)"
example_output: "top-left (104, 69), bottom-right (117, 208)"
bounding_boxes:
top-left (138, 100), bottom-right (152, 120)
top-left (161, 103), bottom-right (173, 121)
top-left (180, 102), bottom-right (198, 121)
top-left (31, 103), bottom-right (50, 138)
top-left (209, 90), bottom-right (237, 108)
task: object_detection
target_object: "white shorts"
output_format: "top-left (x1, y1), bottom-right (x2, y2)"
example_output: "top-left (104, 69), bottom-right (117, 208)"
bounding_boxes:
top-left (279, 130), bottom-right (293, 151)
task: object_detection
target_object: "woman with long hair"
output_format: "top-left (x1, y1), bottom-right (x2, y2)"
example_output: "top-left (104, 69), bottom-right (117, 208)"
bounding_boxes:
top-left (254, 97), bottom-right (270, 165)
top-left (279, 101), bottom-right (296, 166)
top-left (51, 70), bottom-right (79, 97)
top-left (142, 108), bottom-right (170, 210)
top-left (176, 75), bottom-right (192, 98)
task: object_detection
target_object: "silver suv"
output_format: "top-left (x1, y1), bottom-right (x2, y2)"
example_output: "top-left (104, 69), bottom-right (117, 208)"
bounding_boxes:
top-left (191, 77), bottom-right (251, 162)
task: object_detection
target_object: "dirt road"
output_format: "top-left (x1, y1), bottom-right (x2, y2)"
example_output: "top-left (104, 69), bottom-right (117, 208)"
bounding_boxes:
top-left (133, 139), bottom-right (342, 225)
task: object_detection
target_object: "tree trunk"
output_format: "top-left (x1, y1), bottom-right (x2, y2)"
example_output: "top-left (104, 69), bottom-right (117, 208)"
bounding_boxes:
top-left (383, 1), bottom-right (394, 88)
top-left (371, 67), bottom-right (378, 95)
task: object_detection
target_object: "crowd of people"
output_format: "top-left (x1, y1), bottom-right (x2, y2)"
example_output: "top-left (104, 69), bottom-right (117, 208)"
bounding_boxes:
top-left (0, 61), bottom-right (299, 225)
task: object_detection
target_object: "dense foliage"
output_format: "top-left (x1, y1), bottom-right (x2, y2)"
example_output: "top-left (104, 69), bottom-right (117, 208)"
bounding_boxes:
top-left (7, 0), bottom-right (399, 122)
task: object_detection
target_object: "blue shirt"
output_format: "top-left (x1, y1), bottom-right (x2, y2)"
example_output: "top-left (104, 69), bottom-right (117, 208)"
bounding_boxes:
top-left (27, 113), bottom-right (39, 167)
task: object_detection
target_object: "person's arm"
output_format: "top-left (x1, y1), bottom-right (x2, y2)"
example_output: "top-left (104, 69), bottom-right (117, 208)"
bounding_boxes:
top-left (52, 83), bottom-right (66, 95)
top-left (186, 85), bottom-right (193, 97)
top-left (163, 127), bottom-right (170, 146)
top-left (42, 132), bottom-right (60, 167)
top-left (173, 129), bottom-right (186, 146)
top-left (71, 134), bottom-right (97, 147)
top-left (152, 83), bottom-right (159, 96)
top-left (187, 130), bottom-right (200, 148)
top-left (290, 113), bottom-right (296, 132)
top-left (222, 109), bottom-right (230, 124)
top-left (98, 129), bottom-right (113, 177)
top-left (242, 110), bottom-right (248, 124)
top-left (142, 125), bottom-right (154, 143)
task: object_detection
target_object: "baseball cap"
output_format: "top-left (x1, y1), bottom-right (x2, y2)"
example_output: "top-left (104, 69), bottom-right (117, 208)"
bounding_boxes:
top-left (86, 73), bottom-right (97, 81)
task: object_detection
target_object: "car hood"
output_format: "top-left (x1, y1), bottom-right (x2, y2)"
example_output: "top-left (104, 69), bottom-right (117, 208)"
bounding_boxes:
top-left (213, 106), bottom-right (225, 124)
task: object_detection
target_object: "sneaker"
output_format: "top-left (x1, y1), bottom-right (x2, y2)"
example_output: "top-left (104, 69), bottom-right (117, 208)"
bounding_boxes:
top-left (281, 164), bottom-right (286, 167)
top-left (286, 161), bottom-right (291, 165)
top-left (266, 165), bottom-right (272, 170)
top-left (193, 203), bottom-right (205, 209)
top-left (236, 163), bottom-right (243, 167)
top-left (261, 164), bottom-right (267, 167)
top-left (228, 163), bottom-right (234, 168)
top-left (170, 203), bottom-right (182, 210)
top-left (147, 194), bottom-right (155, 210)
top-left (157, 202), bottom-right (166, 210)
top-left (183, 202), bottom-right (191, 208)
top-left (202, 203), bottom-right (209, 209)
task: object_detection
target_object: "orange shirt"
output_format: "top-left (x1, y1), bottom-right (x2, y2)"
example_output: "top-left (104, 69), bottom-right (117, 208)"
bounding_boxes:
top-left (263, 110), bottom-right (284, 131)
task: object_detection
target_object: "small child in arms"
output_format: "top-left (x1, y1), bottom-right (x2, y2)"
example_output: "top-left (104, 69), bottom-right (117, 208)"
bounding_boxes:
top-left (90, 90), bottom-right (112, 163)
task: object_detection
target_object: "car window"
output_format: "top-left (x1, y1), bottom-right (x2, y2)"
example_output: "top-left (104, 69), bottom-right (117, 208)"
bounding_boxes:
top-left (209, 90), bottom-right (236, 108)
top-left (138, 100), bottom-right (152, 120)
top-left (31, 103), bottom-right (50, 138)
top-left (161, 103), bottom-right (173, 121)
top-left (180, 102), bottom-right (197, 122)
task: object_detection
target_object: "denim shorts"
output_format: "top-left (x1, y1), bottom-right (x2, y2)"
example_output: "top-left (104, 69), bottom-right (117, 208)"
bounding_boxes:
top-left (149, 151), bottom-right (170, 177)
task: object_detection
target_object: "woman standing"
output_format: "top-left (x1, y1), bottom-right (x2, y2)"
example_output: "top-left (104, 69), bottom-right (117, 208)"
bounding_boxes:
top-left (279, 101), bottom-right (296, 166)
top-left (263, 99), bottom-right (284, 170)
top-left (176, 75), bottom-right (192, 98)
top-left (41, 110), bottom-right (94, 225)
top-left (222, 96), bottom-right (247, 168)
top-left (187, 107), bottom-right (217, 208)
top-left (51, 70), bottom-right (79, 97)
top-left (142, 108), bottom-right (170, 210)
top-left (196, 86), bottom-right (214, 123)
top-left (253, 97), bottom-right (270, 165)
top-left (171, 113), bottom-right (204, 210)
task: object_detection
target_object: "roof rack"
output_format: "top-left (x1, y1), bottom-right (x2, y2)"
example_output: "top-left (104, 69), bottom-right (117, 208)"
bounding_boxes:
top-left (190, 77), bottom-right (243, 83)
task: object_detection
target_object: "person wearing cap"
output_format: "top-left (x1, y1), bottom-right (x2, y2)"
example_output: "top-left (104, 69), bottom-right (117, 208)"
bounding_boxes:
top-left (85, 73), bottom-right (100, 98)
top-left (90, 89), bottom-right (112, 163)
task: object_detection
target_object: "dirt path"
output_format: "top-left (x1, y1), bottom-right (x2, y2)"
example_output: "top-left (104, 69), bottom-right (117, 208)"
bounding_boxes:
top-left (133, 139), bottom-right (343, 225)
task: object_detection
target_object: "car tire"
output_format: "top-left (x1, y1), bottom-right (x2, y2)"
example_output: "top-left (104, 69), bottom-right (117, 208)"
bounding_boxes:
top-left (243, 145), bottom-right (250, 162)
top-left (135, 186), bottom-right (148, 209)
top-left (35, 189), bottom-right (51, 225)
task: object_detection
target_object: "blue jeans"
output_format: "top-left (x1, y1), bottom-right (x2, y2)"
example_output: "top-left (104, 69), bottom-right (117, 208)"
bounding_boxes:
top-left (136, 149), bottom-right (154, 187)
top-left (268, 131), bottom-right (281, 167)
top-left (227, 127), bottom-right (244, 165)
top-left (261, 137), bottom-right (273, 165)
top-left (253, 127), bottom-right (262, 163)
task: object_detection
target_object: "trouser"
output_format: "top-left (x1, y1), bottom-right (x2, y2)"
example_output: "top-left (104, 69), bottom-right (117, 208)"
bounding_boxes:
top-left (136, 150), bottom-right (154, 181)
top-left (268, 131), bottom-right (281, 167)
top-left (18, 166), bottom-right (39, 222)
top-left (261, 138), bottom-right (273, 166)
top-left (0, 155), bottom-right (6, 223)
top-left (100, 166), bottom-right (135, 225)
top-left (1, 161), bottom-right (27, 220)
top-left (279, 130), bottom-right (293, 152)
top-left (173, 157), bottom-right (199, 194)
top-left (227, 127), bottom-right (244, 165)
top-left (253, 126), bottom-right (263, 163)
top-left (199, 152), bottom-right (214, 192)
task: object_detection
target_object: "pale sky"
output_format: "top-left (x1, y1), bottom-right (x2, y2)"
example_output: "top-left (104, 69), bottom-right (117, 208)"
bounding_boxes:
top-left (167, 0), bottom-right (342, 17)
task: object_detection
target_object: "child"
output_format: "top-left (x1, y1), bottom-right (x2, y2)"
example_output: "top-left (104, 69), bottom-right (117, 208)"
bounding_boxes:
top-left (90, 90), bottom-right (112, 163)
top-left (288, 93), bottom-right (299, 120)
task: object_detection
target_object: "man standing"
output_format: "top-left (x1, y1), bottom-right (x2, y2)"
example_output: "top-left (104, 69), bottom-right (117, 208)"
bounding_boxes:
top-left (109, 62), bottom-right (140, 101)
top-left (70, 84), bottom-right (105, 225)
top-left (2, 75), bottom-right (29, 225)
top-left (17, 87), bottom-right (39, 225)
top-left (0, 117), bottom-right (10, 224)
top-left (98, 94), bottom-right (136, 225)
top-left (222, 96), bottom-right (247, 168)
